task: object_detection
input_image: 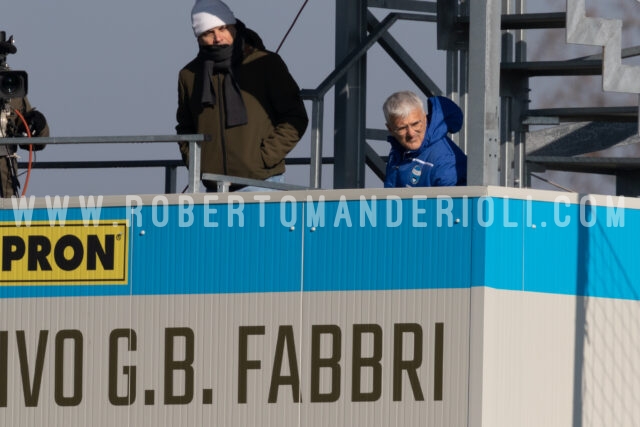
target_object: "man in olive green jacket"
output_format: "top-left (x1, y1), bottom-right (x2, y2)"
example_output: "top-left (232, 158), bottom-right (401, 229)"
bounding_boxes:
top-left (176, 0), bottom-right (308, 191)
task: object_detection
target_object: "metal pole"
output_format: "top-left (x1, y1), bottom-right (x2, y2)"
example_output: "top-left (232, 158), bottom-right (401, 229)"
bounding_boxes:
top-left (308, 96), bottom-right (324, 189)
top-left (513, 0), bottom-right (528, 188)
top-left (467, 0), bottom-right (501, 186)
top-left (459, 50), bottom-right (469, 154)
top-left (187, 140), bottom-right (201, 193)
top-left (333, 0), bottom-right (367, 189)
top-left (447, 50), bottom-right (460, 146)
top-left (164, 166), bottom-right (177, 194)
top-left (459, 0), bottom-right (470, 154)
top-left (500, 0), bottom-right (514, 186)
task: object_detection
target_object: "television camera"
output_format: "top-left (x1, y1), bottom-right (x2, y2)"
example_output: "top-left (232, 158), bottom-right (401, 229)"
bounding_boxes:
top-left (0, 30), bottom-right (47, 198)
top-left (0, 31), bottom-right (28, 100)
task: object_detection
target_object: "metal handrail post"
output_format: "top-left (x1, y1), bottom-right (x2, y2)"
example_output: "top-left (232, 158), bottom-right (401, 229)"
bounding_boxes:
top-left (187, 140), bottom-right (201, 193)
top-left (216, 181), bottom-right (231, 192)
top-left (309, 96), bottom-right (324, 189)
top-left (164, 165), bottom-right (177, 194)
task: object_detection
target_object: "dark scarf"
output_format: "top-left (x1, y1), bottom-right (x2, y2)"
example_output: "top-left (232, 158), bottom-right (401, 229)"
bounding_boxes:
top-left (197, 44), bottom-right (248, 128)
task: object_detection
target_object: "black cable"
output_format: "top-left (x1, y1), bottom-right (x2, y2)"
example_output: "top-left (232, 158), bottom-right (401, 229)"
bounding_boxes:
top-left (276, 0), bottom-right (310, 54)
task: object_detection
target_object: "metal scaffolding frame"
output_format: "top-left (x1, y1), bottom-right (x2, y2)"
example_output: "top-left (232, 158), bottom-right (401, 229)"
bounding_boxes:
top-left (316, 0), bottom-right (640, 194)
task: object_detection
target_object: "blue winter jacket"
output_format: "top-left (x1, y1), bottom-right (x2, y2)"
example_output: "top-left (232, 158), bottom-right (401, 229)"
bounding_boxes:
top-left (384, 96), bottom-right (467, 188)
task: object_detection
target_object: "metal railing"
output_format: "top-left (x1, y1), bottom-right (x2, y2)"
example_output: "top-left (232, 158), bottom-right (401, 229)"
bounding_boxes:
top-left (3, 134), bottom-right (339, 194)
top-left (3, 135), bottom-right (205, 193)
top-left (201, 173), bottom-right (309, 192)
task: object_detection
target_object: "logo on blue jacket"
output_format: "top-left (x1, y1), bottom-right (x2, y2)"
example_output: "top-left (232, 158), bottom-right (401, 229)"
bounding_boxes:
top-left (410, 165), bottom-right (422, 185)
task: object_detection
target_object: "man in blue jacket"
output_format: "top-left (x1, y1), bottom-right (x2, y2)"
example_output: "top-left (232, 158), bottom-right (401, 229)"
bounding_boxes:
top-left (383, 91), bottom-right (467, 188)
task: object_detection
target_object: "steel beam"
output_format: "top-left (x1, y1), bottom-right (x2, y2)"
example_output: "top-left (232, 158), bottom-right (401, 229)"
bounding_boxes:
top-left (333, 2), bottom-right (368, 188)
top-left (467, 0), bottom-right (501, 186)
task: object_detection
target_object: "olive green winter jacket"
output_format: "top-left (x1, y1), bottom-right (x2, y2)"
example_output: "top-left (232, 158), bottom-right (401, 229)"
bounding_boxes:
top-left (176, 48), bottom-right (308, 185)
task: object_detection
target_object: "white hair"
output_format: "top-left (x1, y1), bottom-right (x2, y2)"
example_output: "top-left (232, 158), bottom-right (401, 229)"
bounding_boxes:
top-left (382, 91), bottom-right (424, 123)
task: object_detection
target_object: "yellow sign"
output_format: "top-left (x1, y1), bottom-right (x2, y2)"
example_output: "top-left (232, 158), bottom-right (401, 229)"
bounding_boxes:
top-left (0, 221), bottom-right (129, 285)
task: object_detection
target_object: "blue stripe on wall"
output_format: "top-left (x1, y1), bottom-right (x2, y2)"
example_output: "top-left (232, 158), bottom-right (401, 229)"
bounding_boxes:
top-left (1, 196), bottom-right (638, 300)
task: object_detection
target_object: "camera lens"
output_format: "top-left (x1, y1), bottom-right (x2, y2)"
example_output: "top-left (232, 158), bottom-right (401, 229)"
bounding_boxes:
top-left (0, 70), bottom-right (28, 98)
top-left (1, 74), bottom-right (21, 94)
